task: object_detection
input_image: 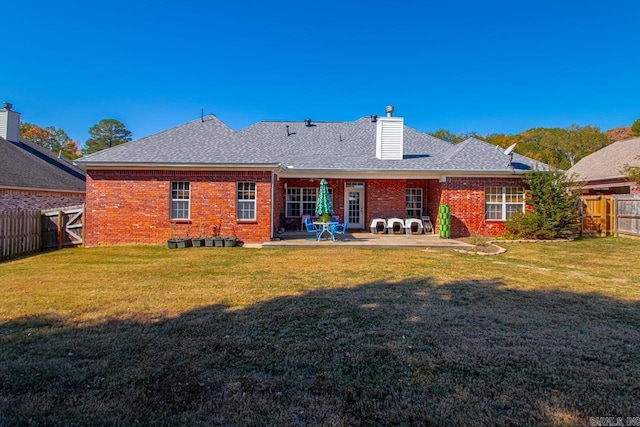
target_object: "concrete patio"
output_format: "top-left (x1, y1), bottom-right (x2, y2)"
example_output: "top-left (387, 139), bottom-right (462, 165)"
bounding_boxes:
top-left (259, 231), bottom-right (475, 249)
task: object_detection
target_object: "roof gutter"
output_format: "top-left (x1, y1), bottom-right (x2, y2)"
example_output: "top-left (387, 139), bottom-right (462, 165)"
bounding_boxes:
top-left (0, 185), bottom-right (85, 194)
top-left (276, 168), bottom-right (531, 180)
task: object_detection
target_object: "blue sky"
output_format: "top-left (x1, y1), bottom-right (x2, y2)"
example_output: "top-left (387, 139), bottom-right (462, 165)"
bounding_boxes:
top-left (2, 1), bottom-right (639, 146)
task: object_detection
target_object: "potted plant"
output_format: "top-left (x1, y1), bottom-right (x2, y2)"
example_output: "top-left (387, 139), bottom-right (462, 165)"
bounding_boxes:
top-left (223, 226), bottom-right (237, 247)
top-left (167, 222), bottom-right (192, 248)
top-left (167, 222), bottom-right (179, 249)
top-left (192, 222), bottom-right (206, 247)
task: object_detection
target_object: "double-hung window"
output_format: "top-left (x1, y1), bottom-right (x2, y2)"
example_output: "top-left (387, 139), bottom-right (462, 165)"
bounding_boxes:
top-left (237, 182), bottom-right (256, 220)
top-left (286, 187), bottom-right (332, 217)
top-left (405, 188), bottom-right (423, 218)
top-left (485, 187), bottom-right (525, 220)
top-left (170, 182), bottom-right (190, 219)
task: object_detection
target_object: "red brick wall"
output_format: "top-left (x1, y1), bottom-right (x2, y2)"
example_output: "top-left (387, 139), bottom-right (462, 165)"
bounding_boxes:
top-left (85, 170), bottom-right (272, 246)
top-left (438, 177), bottom-right (526, 237)
top-left (0, 189), bottom-right (85, 211)
top-left (367, 179), bottom-right (407, 223)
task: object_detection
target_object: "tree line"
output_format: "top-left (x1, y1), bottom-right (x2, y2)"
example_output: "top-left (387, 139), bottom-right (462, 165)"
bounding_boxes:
top-left (19, 119), bottom-right (132, 160)
top-left (430, 117), bottom-right (640, 170)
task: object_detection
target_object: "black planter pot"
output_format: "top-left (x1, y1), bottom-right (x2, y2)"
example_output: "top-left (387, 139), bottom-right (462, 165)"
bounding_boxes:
top-left (205, 238), bottom-right (215, 247)
top-left (223, 237), bottom-right (237, 247)
top-left (192, 238), bottom-right (205, 247)
top-left (214, 237), bottom-right (224, 247)
top-left (167, 238), bottom-right (192, 249)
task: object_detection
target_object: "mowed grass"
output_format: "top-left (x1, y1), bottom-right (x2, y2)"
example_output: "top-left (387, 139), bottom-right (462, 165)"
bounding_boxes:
top-left (1, 238), bottom-right (639, 426)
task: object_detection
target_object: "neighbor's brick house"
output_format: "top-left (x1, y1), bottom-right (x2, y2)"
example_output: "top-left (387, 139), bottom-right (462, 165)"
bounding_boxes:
top-left (77, 107), bottom-right (542, 246)
top-left (1, 104), bottom-right (85, 211)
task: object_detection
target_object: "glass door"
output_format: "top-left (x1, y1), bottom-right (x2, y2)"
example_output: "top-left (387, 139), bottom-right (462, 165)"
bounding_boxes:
top-left (345, 182), bottom-right (364, 229)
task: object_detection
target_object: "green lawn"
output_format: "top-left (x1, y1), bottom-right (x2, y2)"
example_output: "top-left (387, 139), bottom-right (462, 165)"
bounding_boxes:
top-left (1, 238), bottom-right (639, 425)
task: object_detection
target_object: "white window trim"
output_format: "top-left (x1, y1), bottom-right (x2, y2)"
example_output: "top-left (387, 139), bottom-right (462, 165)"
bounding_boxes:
top-left (406, 188), bottom-right (423, 218)
top-left (170, 181), bottom-right (190, 220)
top-left (236, 182), bottom-right (257, 221)
top-left (285, 187), bottom-right (333, 218)
top-left (485, 186), bottom-right (525, 221)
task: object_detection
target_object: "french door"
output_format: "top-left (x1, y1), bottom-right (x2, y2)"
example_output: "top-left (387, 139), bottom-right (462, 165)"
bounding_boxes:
top-left (345, 182), bottom-right (364, 229)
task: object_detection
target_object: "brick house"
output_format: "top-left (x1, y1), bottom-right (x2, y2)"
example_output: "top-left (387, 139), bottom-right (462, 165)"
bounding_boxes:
top-left (0, 103), bottom-right (85, 211)
top-left (567, 137), bottom-right (640, 195)
top-left (77, 107), bottom-right (543, 246)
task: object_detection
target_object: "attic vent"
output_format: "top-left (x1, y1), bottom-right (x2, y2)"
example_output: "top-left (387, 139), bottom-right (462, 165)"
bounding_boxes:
top-left (385, 105), bottom-right (394, 117)
top-left (304, 118), bottom-right (312, 127)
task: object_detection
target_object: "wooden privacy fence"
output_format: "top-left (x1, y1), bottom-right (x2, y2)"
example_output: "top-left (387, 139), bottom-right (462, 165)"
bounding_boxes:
top-left (0, 205), bottom-right (84, 261)
top-left (0, 210), bottom-right (41, 260)
top-left (579, 195), bottom-right (640, 237)
top-left (615, 195), bottom-right (640, 237)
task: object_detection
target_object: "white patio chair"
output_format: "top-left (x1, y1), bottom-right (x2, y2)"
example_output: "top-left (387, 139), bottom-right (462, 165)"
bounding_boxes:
top-left (422, 216), bottom-right (434, 234)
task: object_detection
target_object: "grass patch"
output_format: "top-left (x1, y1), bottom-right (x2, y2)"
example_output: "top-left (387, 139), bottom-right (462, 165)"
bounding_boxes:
top-left (1, 238), bottom-right (639, 425)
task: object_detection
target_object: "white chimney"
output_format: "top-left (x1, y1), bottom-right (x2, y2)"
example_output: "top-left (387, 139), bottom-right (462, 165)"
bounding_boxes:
top-left (376, 106), bottom-right (403, 160)
top-left (0, 102), bottom-right (20, 142)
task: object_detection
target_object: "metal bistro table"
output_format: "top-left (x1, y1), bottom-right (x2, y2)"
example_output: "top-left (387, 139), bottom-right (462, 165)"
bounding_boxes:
top-left (313, 221), bottom-right (339, 241)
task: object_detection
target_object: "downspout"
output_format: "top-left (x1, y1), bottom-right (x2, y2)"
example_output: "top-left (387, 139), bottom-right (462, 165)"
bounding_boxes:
top-left (270, 170), bottom-right (275, 239)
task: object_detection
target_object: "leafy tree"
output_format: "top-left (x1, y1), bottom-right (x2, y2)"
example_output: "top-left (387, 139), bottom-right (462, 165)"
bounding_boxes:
top-left (520, 169), bottom-right (584, 238)
top-left (622, 157), bottom-right (640, 185)
top-left (428, 129), bottom-right (475, 144)
top-left (83, 119), bottom-right (132, 155)
top-left (19, 123), bottom-right (81, 159)
top-left (632, 118), bottom-right (640, 136)
top-left (486, 125), bottom-right (608, 170)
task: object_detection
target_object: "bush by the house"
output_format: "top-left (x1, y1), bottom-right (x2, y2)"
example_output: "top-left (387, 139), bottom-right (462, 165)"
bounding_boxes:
top-left (506, 170), bottom-right (583, 239)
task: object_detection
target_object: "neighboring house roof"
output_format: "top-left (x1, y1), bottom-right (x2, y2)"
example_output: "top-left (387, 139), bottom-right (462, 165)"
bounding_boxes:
top-left (567, 137), bottom-right (640, 182)
top-left (0, 136), bottom-right (86, 192)
top-left (77, 113), bottom-right (544, 175)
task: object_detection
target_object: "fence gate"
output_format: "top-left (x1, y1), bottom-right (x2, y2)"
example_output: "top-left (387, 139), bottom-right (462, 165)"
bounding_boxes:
top-left (41, 205), bottom-right (85, 249)
top-left (579, 196), bottom-right (614, 236)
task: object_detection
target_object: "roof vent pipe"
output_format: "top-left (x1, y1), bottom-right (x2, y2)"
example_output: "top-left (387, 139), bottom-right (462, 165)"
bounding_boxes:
top-left (304, 118), bottom-right (312, 127)
top-left (385, 105), bottom-right (394, 117)
top-left (3, 102), bottom-right (13, 110)
top-left (371, 114), bottom-right (377, 123)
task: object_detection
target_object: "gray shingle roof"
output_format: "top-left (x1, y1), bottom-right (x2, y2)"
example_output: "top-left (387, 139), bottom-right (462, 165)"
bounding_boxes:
top-left (0, 136), bottom-right (86, 192)
top-left (77, 114), bottom-right (544, 174)
top-left (567, 137), bottom-right (640, 181)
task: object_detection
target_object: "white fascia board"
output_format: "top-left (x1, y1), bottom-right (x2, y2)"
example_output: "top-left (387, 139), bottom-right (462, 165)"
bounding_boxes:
top-left (80, 163), bottom-right (282, 171)
top-left (277, 169), bottom-right (527, 180)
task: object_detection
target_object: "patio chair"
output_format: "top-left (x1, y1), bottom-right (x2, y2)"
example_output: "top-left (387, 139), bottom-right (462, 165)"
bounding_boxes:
top-left (422, 215), bottom-right (434, 234)
top-left (328, 219), bottom-right (349, 241)
top-left (301, 214), bottom-right (312, 231)
top-left (303, 216), bottom-right (322, 239)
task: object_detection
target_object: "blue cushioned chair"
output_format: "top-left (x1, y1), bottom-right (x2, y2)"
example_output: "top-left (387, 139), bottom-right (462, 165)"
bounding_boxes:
top-left (304, 216), bottom-right (322, 239)
top-left (328, 219), bottom-right (349, 241)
